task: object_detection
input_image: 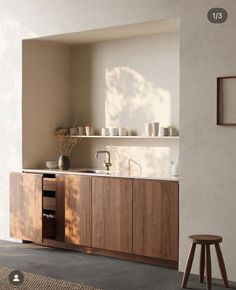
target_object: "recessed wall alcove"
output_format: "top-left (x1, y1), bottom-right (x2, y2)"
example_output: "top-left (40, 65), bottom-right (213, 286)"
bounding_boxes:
top-left (22, 18), bottom-right (180, 177)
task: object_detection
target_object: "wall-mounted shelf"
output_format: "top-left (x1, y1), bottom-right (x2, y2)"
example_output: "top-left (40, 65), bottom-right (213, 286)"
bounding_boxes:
top-left (69, 135), bottom-right (179, 139)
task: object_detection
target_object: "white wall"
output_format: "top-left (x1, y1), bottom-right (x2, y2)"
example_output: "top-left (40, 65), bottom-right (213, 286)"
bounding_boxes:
top-left (70, 32), bottom-right (179, 176)
top-left (1, 0), bottom-right (236, 281)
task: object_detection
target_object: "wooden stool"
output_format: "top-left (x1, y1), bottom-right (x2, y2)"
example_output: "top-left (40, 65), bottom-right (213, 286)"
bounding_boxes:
top-left (181, 235), bottom-right (229, 290)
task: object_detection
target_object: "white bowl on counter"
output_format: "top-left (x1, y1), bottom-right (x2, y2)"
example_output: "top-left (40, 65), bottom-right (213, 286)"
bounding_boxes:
top-left (45, 160), bottom-right (58, 169)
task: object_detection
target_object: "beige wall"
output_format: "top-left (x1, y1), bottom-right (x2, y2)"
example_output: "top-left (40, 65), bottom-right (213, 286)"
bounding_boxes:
top-left (179, 0), bottom-right (236, 280)
top-left (70, 33), bottom-right (179, 176)
top-left (1, 0), bottom-right (236, 281)
top-left (22, 41), bottom-right (71, 168)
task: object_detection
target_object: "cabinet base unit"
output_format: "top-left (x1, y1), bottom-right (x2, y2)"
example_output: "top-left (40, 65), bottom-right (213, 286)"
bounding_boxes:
top-left (92, 177), bottom-right (133, 253)
top-left (133, 179), bottom-right (179, 261)
top-left (10, 171), bottom-right (179, 269)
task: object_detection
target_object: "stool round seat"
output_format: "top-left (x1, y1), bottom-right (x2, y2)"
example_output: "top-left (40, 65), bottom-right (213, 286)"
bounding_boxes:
top-left (181, 234), bottom-right (229, 290)
top-left (189, 234), bottom-right (222, 245)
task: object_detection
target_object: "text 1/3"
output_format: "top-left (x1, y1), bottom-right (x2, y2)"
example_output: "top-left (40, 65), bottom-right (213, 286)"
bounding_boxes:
top-left (207, 8), bottom-right (227, 24)
top-left (212, 12), bottom-right (223, 20)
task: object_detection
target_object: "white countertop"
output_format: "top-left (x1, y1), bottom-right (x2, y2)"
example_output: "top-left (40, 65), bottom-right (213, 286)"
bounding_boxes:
top-left (23, 168), bottom-right (179, 182)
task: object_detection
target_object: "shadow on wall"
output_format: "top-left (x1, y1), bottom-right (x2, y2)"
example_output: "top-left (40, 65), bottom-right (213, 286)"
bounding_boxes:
top-left (105, 66), bottom-right (172, 135)
top-left (105, 66), bottom-right (178, 176)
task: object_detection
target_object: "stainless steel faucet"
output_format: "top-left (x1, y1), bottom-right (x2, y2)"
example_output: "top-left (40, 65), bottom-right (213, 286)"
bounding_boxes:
top-left (95, 150), bottom-right (112, 171)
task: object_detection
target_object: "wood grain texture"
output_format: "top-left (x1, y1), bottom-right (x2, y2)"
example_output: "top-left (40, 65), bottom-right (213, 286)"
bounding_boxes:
top-left (189, 234), bottom-right (222, 244)
top-left (200, 244), bottom-right (205, 283)
top-left (43, 178), bottom-right (56, 191)
top-left (55, 175), bottom-right (66, 241)
top-left (206, 244), bottom-right (212, 290)
top-left (215, 243), bottom-right (229, 288)
top-left (10, 172), bottom-right (43, 243)
top-left (43, 197), bottom-right (56, 210)
top-left (92, 177), bottom-right (132, 253)
top-left (181, 243), bottom-right (196, 288)
top-left (133, 179), bottom-right (179, 261)
top-left (64, 175), bottom-right (92, 246)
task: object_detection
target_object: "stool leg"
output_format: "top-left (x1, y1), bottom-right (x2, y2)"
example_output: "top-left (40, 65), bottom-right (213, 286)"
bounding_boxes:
top-left (215, 243), bottom-right (229, 288)
top-left (200, 244), bottom-right (205, 283)
top-left (206, 244), bottom-right (212, 290)
top-left (181, 243), bottom-right (196, 288)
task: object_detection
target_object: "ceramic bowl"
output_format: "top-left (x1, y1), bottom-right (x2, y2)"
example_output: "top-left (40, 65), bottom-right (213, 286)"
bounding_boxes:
top-left (46, 160), bottom-right (58, 169)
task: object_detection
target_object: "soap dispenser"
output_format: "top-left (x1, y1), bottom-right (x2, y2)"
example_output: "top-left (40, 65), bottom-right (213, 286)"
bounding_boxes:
top-left (170, 157), bottom-right (179, 177)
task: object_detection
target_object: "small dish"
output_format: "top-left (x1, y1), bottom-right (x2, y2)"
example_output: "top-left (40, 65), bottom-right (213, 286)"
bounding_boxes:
top-left (46, 161), bottom-right (58, 169)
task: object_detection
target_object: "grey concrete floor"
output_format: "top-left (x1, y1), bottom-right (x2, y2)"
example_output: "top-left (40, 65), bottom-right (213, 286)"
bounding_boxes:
top-left (0, 240), bottom-right (235, 290)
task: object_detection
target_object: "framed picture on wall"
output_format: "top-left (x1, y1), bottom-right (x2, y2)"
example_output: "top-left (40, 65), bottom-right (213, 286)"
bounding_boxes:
top-left (217, 76), bottom-right (236, 125)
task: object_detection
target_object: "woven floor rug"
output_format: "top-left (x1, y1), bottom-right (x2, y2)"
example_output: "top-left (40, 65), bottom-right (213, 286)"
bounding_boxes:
top-left (0, 266), bottom-right (103, 290)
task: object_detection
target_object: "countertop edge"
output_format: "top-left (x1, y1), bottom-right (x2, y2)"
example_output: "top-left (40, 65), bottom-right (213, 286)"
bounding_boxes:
top-left (22, 168), bottom-right (179, 182)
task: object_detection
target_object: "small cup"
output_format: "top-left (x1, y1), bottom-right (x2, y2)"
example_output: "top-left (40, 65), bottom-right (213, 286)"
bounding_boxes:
top-left (118, 128), bottom-right (127, 136)
top-left (153, 122), bottom-right (159, 136)
top-left (169, 127), bottom-right (179, 136)
top-left (160, 127), bottom-right (169, 136)
top-left (145, 123), bottom-right (152, 136)
top-left (168, 127), bottom-right (174, 136)
top-left (69, 128), bottom-right (78, 135)
top-left (101, 128), bottom-right (109, 136)
top-left (109, 127), bottom-right (119, 136)
top-left (85, 126), bottom-right (94, 136)
top-left (78, 126), bottom-right (85, 135)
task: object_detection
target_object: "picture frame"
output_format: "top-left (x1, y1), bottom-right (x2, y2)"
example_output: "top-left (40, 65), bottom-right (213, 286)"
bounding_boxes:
top-left (217, 76), bottom-right (236, 125)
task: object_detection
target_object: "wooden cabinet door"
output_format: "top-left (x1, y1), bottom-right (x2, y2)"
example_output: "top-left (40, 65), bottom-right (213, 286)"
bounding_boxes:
top-left (55, 175), bottom-right (66, 242)
top-left (64, 175), bottom-right (92, 246)
top-left (133, 179), bottom-right (179, 261)
top-left (10, 172), bottom-right (43, 243)
top-left (92, 177), bottom-right (132, 253)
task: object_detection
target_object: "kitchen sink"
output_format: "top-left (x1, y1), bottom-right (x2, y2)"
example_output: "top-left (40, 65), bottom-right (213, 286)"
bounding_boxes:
top-left (76, 169), bottom-right (118, 175)
top-left (79, 170), bottom-right (97, 174)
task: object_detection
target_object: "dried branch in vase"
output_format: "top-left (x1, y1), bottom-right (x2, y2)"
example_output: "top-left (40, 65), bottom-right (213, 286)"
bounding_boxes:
top-left (54, 122), bottom-right (82, 156)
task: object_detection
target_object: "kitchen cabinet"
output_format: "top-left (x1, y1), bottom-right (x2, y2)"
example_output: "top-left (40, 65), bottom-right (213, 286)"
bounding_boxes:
top-left (10, 172), bottom-right (43, 243)
top-left (10, 170), bottom-right (179, 268)
top-left (133, 179), bottom-right (179, 261)
top-left (63, 175), bottom-right (92, 246)
top-left (92, 177), bottom-right (133, 253)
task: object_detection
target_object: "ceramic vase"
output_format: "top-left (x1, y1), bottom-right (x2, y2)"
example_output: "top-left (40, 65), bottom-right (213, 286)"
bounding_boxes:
top-left (58, 155), bottom-right (70, 170)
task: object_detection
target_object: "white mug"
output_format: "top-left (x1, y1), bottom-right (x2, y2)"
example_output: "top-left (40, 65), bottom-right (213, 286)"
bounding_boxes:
top-left (109, 127), bottom-right (119, 136)
top-left (118, 128), bottom-right (127, 136)
top-left (78, 127), bottom-right (85, 135)
top-left (168, 127), bottom-right (174, 136)
top-left (85, 126), bottom-right (94, 136)
top-left (101, 128), bottom-right (109, 136)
